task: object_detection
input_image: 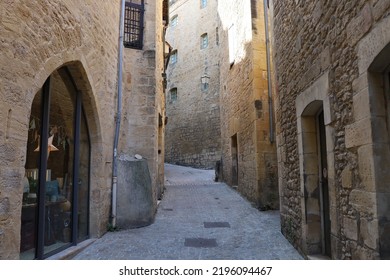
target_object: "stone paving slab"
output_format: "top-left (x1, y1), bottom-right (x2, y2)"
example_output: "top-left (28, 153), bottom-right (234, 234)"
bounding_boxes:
top-left (164, 163), bottom-right (215, 186)
top-left (73, 164), bottom-right (302, 260)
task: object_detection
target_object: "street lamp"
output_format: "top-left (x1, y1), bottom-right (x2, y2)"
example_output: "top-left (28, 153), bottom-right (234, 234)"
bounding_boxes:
top-left (201, 73), bottom-right (210, 91)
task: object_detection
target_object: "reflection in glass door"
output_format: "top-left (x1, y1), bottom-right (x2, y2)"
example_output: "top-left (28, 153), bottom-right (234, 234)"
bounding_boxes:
top-left (43, 71), bottom-right (76, 255)
top-left (20, 67), bottom-right (90, 259)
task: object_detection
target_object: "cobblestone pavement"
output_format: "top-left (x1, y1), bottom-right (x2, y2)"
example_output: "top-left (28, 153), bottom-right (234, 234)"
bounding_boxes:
top-left (73, 164), bottom-right (303, 260)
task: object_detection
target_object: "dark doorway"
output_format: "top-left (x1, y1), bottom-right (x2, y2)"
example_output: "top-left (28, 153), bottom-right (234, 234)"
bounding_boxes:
top-left (231, 134), bottom-right (238, 186)
top-left (317, 110), bottom-right (331, 257)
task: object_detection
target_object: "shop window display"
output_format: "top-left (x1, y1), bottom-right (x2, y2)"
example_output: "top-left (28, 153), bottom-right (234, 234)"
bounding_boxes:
top-left (20, 68), bottom-right (90, 259)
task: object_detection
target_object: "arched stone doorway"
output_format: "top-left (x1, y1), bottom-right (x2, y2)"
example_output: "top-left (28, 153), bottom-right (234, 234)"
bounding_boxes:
top-left (352, 15), bottom-right (390, 257)
top-left (20, 65), bottom-right (92, 260)
top-left (366, 42), bottom-right (390, 259)
top-left (299, 101), bottom-right (331, 257)
top-left (296, 72), bottom-right (336, 258)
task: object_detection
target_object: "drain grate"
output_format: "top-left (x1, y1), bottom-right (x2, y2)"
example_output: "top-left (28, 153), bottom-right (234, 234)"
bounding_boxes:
top-left (162, 208), bottom-right (174, 211)
top-left (184, 238), bottom-right (217, 248)
top-left (204, 222), bottom-right (231, 228)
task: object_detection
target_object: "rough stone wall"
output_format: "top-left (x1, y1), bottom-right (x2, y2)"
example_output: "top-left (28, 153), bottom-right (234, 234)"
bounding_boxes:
top-left (165, 0), bottom-right (221, 169)
top-left (272, 0), bottom-right (390, 259)
top-left (0, 0), bottom-right (120, 259)
top-left (120, 0), bottom-right (166, 204)
top-left (0, 0), bottom-right (165, 259)
top-left (218, 0), bottom-right (278, 209)
top-left (156, 1), bottom-right (167, 198)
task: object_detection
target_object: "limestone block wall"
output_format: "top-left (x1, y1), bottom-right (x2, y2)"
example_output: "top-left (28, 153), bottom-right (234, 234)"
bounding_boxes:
top-left (165, 0), bottom-right (221, 169)
top-left (120, 0), bottom-right (166, 203)
top-left (0, 0), bottom-right (121, 259)
top-left (0, 0), bottom-right (165, 259)
top-left (156, 1), bottom-right (167, 198)
top-left (218, 0), bottom-right (278, 209)
top-left (272, 0), bottom-right (390, 259)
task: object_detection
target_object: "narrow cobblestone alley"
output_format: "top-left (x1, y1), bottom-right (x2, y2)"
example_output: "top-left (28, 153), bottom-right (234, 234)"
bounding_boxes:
top-left (73, 164), bottom-right (302, 260)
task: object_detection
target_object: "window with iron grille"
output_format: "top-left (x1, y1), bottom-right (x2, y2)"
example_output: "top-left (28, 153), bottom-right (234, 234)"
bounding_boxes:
top-left (163, 0), bottom-right (169, 25)
top-left (124, 0), bottom-right (144, 50)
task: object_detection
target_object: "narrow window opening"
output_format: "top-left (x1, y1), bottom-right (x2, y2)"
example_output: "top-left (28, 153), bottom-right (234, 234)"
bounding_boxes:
top-left (170, 88), bottom-right (177, 102)
top-left (200, 33), bottom-right (208, 49)
top-left (163, 0), bottom-right (169, 24)
top-left (171, 15), bottom-right (178, 27)
top-left (170, 50), bottom-right (178, 64)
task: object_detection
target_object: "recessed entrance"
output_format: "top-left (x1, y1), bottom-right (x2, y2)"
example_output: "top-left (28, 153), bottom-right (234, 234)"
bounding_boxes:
top-left (20, 66), bottom-right (91, 260)
top-left (299, 101), bottom-right (331, 258)
top-left (231, 134), bottom-right (238, 186)
top-left (366, 41), bottom-right (390, 259)
top-left (317, 110), bottom-right (331, 257)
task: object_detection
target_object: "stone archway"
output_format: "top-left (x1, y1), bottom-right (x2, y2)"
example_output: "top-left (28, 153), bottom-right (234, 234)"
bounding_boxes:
top-left (20, 61), bottom-right (104, 259)
top-left (298, 101), bottom-right (330, 257)
top-left (365, 43), bottom-right (390, 259)
top-left (57, 61), bottom-right (106, 239)
top-left (351, 16), bottom-right (390, 258)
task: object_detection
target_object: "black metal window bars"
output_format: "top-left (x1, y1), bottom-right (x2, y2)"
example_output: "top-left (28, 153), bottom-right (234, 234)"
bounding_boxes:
top-left (124, 0), bottom-right (144, 50)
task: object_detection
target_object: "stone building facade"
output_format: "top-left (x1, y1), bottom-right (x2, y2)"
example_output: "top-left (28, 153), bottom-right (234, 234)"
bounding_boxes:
top-left (272, 0), bottom-right (390, 259)
top-left (0, 0), bottom-right (167, 259)
top-left (165, 0), bottom-right (222, 169)
top-left (165, 0), bottom-right (278, 208)
top-left (121, 0), bottom-right (167, 200)
top-left (218, 0), bottom-right (279, 209)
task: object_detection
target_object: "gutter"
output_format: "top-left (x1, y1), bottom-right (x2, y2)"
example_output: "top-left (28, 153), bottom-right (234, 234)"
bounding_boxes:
top-left (111, 0), bottom-right (126, 228)
top-left (263, 0), bottom-right (274, 143)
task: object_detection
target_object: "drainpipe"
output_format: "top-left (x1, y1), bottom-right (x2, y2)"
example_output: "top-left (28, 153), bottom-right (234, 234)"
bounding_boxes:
top-left (263, 0), bottom-right (274, 143)
top-left (112, 0), bottom-right (126, 228)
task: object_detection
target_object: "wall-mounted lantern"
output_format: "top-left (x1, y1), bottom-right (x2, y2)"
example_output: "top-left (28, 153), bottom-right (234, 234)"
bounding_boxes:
top-left (201, 73), bottom-right (210, 91)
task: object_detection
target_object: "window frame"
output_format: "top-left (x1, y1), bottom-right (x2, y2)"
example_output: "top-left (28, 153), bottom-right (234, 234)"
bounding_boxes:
top-left (170, 50), bottom-right (178, 64)
top-left (200, 33), bottom-right (208, 49)
top-left (201, 0), bottom-right (207, 9)
top-left (171, 15), bottom-right (178, 27)
top-left (21, 68), bottom-right (91, 260)
top-left (170, 88), bottom-right (178, 102)
top-left (124, 0), bottom-right (145, 50)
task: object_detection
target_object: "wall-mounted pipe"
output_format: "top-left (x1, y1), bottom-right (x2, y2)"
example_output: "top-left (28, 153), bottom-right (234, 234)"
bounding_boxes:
top-left (111, 0), bottom-right (126, 228)
top-left (263, 0), bottom-right (274, 143)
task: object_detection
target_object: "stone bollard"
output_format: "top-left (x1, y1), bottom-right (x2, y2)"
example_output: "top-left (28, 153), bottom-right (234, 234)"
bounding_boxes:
top-left (117, 156), bottom-right (156, 229)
